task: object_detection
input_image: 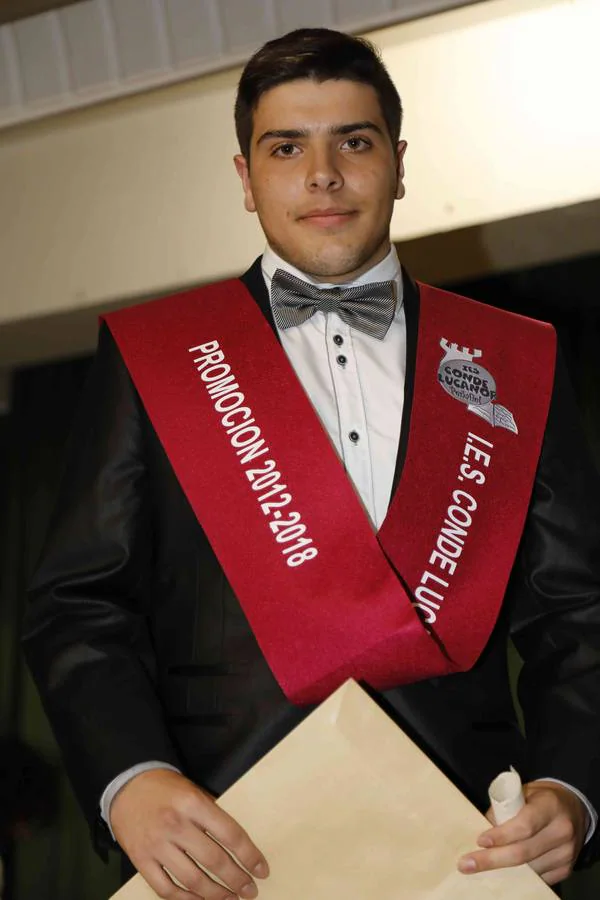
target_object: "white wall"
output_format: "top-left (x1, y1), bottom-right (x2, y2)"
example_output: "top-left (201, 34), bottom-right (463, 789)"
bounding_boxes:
top-left (1, 0), bottom-right (599, 340)
top-left (386, 0), bottom-right (600, 238)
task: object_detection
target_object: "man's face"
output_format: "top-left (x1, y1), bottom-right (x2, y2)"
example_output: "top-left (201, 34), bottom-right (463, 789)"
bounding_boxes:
top-left (234, 78), bottom-right (406, 283)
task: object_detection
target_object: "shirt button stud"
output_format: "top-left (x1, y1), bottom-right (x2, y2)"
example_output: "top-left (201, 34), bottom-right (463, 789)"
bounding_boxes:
top-left (333, 334), bottom-right (344, 346)
top-left (349, 430), bottom-right (360, 443)
top-left (337, 354), bottom-right (347, 366)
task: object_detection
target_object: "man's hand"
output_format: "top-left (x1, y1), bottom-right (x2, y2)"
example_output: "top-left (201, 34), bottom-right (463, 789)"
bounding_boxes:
top-left (458, 781), bottom-right (587, 885)
top-left (110, 768), bottom-right (269, 899)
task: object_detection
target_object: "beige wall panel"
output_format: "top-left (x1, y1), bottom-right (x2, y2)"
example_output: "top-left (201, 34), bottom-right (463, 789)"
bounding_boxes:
top-left (0, 0), bottom-right (599, 358)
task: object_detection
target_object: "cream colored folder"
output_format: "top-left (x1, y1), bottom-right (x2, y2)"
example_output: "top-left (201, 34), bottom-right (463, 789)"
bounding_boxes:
top-left (111, 679), bottom-right (553, 899)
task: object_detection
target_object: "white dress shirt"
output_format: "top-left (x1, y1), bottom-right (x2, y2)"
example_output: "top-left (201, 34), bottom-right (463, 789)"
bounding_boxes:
top-left (262, 244), bottom-right (405, 530)
top-left (101, 245), bottom-right (596, 842)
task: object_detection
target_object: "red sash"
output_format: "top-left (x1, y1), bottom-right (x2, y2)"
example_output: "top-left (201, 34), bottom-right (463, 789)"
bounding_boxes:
top-left (104, 280), bottom-right (556, 704)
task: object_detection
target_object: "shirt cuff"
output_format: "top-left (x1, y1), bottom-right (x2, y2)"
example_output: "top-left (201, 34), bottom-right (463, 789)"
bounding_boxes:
top-left (534, 778), bottom-right (597, 844)
top-left (100, 761), bottom-right (182, 841)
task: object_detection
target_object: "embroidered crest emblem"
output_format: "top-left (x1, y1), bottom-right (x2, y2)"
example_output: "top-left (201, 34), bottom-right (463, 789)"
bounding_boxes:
top-left (437, 338), bottom-right (518, 434)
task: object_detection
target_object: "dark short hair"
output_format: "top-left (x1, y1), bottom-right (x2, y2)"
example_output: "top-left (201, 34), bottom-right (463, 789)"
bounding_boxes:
top-left (235, 28), bottom-right (403, 159)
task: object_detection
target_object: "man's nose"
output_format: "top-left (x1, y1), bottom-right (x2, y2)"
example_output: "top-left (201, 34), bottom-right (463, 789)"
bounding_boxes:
top-left (305, 147), bottom-right (343, 191)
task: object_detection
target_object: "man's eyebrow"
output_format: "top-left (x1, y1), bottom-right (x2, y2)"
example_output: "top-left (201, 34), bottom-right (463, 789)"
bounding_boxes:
top-left (256, 121), bottom-right (384, 145)
top-left (333, 121), bottom-right (384, 137)
top-left (256, 128), bottom-right (309, 145)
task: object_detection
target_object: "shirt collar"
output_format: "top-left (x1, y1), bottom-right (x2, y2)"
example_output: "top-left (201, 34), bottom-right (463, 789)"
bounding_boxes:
top-left (261, 244), bottom-right (403, 309)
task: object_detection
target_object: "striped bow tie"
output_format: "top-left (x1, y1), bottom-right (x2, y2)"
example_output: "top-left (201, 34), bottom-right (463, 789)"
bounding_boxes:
top-left (271, 268), bottom-right (396, 340)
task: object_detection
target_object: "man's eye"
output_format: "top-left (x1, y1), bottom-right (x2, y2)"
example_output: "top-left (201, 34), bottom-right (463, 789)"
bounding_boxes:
top-left (273, 144), bottom-right (299, 157)
top-left (343, 137), bottom-right (370, 151)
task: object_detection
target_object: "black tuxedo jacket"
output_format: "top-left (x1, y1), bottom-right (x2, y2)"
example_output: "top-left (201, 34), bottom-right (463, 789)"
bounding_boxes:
top-left (23, 259), bottom-right (600, 864)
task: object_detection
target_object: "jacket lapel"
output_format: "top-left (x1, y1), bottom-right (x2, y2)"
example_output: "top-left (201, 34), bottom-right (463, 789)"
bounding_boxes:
top-left (391, 270), bottom-right (420, 496)
top-left (240, 257), bottom-right (279, 337)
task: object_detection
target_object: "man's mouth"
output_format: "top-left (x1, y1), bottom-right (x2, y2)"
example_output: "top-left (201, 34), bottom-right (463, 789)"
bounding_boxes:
top-left (299, 208), bottom-right (357, 227)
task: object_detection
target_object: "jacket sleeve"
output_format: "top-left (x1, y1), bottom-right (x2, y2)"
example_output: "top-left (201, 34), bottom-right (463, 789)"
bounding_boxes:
top-left (22, 324), bottom-right (182, 855)
top-left (508, 347), bottom-right (600, 864)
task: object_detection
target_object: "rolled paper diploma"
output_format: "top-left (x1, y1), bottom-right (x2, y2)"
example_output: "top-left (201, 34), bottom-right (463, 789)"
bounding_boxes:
top-left (488, 766), bottom-right (526, 825)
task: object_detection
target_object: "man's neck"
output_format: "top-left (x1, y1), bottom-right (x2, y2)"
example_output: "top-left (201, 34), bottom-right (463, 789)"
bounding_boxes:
top-left (261, 244), bottom-right (401, 290)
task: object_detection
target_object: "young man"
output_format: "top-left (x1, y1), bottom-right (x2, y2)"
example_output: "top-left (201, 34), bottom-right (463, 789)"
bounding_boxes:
top-left (23, 28), bottom-right (600, 899)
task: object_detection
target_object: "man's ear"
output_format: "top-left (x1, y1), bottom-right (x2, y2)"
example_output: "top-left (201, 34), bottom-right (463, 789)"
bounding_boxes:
top-left (234, 154), bottom-right (257, 213)
top-left (395, 140), bottom-right (407, 200)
